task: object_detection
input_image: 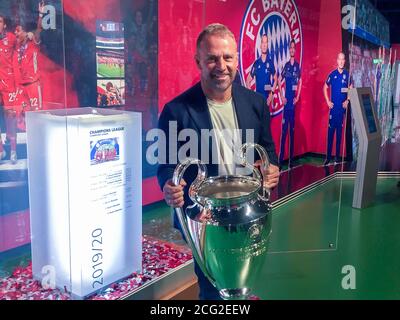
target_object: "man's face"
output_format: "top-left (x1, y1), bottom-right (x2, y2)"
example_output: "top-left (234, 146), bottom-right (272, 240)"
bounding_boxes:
top-left (0, 17), bottom-right (6, 34)
top-left (261, 36), bottom-right (268, 54)
top-left (337, 53), bottom-right (346, 70)
top-left (15, 25), bottom-right (26, 43)
top-left (196, 34), bottom-right (238, 93)
top-left (106, 83), bottom-right (114, 92)
top-left (289, 42), bottom-right (295, 58)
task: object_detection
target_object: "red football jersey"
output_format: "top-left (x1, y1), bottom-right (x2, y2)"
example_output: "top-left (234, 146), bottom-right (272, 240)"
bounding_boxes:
top-left (0, 32), bottom-right (17, 82)
top-left (16, 39), bottom-right (40, 85)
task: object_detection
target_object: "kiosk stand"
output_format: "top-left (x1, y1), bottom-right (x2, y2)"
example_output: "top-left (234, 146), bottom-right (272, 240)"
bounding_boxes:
top-left (349, 88), bottom-right (382, 209)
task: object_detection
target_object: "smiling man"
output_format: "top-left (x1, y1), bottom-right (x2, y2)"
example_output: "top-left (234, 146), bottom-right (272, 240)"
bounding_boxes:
top-left (157, 23), bottom-right (279, 300)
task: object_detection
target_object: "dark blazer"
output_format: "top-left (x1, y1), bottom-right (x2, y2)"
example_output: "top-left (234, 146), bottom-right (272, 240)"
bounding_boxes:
top-left (157, 81), bottom-right (278, 191)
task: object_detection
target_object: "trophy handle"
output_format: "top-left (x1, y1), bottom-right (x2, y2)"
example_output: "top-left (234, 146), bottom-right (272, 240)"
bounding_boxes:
top-left (239, 143), bottom-right (271, 201)
top-left (172, 159), bottom-right (216, 287)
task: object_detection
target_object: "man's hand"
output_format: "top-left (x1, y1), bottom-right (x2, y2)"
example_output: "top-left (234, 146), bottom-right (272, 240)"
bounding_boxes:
top-left (327, 100), bottom-right (334, 109)
top-left (342, 99), bottom-right (349, 109)
top-left (293, 96), bottom-right (299, 105)
top-left (254, 161), bottom-right (280, 189)
top-left (282, 97), bottom-right (287, 105)
top-left (163, 178), bottom-right (186, 208)
top-left (264, 164), bottom-right (280, 189)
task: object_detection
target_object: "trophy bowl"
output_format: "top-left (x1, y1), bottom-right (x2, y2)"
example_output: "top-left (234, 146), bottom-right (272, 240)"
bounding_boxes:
top-left (172, 143), bottom-right (272, 300)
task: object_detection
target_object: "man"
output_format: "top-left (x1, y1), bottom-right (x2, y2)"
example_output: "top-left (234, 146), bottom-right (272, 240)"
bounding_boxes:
top-left (157, 24), bottom-right (280, 300)
top-left (0, 13), bottom-right (17, 162)
top-left (15, 4), bottom-right (44, 113)
top-left (323, 52), bottom-right (351, 166)
top-left (246, 34), bottom-right (277, 106)
top-left (6, 2), bottom-right (45, 159)
top-left (278, 40), bottom-right (302, 169)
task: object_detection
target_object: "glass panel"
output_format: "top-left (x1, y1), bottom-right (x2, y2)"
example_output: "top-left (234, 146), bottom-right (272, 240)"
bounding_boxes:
top-left (1, 0), bottom-right (196, 301)
top-left (0, 0), bottom-right (72, 300)
top-left (150, 0), bottom-right (207, 251)
top-left (335, 0), bottom-right (399, 300)
top-left (199, 0), bottom-right (343, 253)
top-left (1, 0), bottom-right (396, 301)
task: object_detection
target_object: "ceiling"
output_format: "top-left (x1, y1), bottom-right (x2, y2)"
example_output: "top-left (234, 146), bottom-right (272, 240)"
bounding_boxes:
top-left (374, 0), bottom-right (400, 43)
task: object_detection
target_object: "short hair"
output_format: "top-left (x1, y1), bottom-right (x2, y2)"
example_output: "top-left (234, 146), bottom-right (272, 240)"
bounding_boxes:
top-left (290, 39), bottom-right (296, 46)
top-left (196, 23), bottom-right (236, 51)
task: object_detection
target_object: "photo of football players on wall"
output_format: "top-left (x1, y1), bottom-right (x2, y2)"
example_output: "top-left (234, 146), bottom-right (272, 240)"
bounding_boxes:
top-left (96, 20), bottom-right (125, 107)
top-left (0, 1), bottom-right (48, 163)
top-left (96, 50), bottom-right (125, 79)
top-left (97, 79), bottom-right (125, 107)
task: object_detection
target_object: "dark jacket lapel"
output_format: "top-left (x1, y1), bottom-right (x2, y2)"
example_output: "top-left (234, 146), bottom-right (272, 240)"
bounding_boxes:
top-left (186, 82), bottom-right (213, 131)
top-left (185, 83), bottom-right (217, 175)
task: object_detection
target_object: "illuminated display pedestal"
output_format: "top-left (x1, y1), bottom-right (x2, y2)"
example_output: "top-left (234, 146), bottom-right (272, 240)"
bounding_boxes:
top-left (26, 108), bottom-right (142, 299)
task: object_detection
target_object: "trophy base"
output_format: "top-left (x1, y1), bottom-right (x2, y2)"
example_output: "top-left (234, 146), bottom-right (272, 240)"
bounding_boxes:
top-left (219, 288), bottom-right (251, 300)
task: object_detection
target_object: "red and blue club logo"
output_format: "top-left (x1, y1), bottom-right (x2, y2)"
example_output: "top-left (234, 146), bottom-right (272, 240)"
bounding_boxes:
top-left (239, 0), bottom-right (303, 117)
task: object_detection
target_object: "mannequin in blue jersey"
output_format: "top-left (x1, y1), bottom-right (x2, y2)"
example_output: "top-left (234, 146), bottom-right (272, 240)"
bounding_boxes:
top-left (323, 52), bottom-right (352, 166)
top-left (278, 40), bottom-right (302, 169)
top-left (246, 34), bottom-right (278, 107)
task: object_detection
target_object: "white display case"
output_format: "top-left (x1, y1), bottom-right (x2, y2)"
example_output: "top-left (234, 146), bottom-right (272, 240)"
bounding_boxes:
top-left (26, 108), bottom-right (142, 298)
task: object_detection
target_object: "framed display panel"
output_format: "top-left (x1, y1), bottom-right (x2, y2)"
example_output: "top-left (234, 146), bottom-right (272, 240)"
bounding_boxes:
top-left (394, 61), bottom-right (400, 107)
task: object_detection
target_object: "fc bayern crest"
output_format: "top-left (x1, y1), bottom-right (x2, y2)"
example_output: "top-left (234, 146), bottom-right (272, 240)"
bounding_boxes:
top-left (239, 0), bottom-right (303, 117)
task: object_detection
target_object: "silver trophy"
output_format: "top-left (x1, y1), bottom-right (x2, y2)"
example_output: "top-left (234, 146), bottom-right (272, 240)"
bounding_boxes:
top-left (172, 143), bottom-right (272, 300)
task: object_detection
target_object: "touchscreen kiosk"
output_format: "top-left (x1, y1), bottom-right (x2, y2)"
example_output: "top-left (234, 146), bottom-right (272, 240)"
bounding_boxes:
top-left (349, 88), bottom-right (382, 209)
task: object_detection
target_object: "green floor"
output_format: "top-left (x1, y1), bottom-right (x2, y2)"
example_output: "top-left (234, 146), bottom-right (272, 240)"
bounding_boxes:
top-left (255, 177), bottom-right (400, 299)
top-left (1, 176), bottom-right (399, 299)
top-left (269, 177), bottom-right (341, 253)
top-left (142, 176), bottom-right (400, 299)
